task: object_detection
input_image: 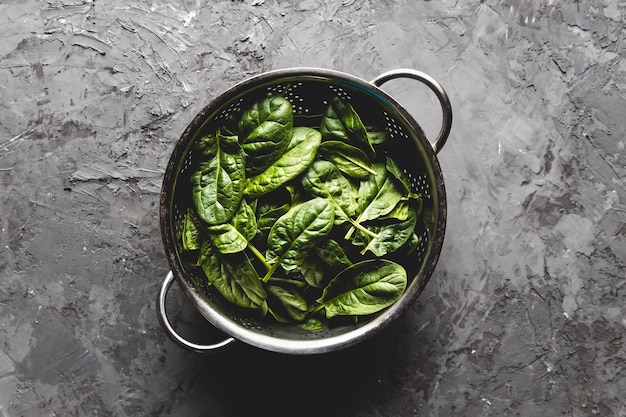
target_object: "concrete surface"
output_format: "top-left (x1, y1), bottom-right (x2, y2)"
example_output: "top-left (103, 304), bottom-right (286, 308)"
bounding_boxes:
top-left (0, 0), bottom-right (624, 416)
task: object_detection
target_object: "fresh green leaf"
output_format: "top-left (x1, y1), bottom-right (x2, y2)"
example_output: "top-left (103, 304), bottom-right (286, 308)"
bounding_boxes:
top-left (403, 231), bottom-right (421, 255)
top-left (264, 197), bottom-right (335, 281)
top-left (244, 127), bottom-right (322, 198)
top-left (195, 131), bottom-right (241, 156)
top-left (200, 243), bottom-right (268, 314)
top-left (316, 259), bottom-right (407, 318)
top-left (385, 156), bottom-right (421, 199)
top-left (302, 160), bottom-right (379, 240)
top-left (357, 163), bottom-right (405, 220)
top-left (383, 198), bottom-right (411, 221)
top-left (315, 238), bottom-right (352, 269)
top-left (219, 113), bottom-right (241, 143)
top-left (301, 160), bottom-right (358, 223)
top-left (299, 253), bottom-right (328, 288)
top-left (344, 162), bottom-right (404, 239)
top-left (355, 204), bottom-right (418, 257)
top-left (300, 238), bottom-right (353, 288)
top-left (238, 95), bottom-right (294, 176)
top-left (382, 193), bottom-right (422, 222)
top-left (207, 199), bottom-right (257, 254)
top-left (267, 285), bottom-right (308, 323)
top-left (255, 201), bottom-right (290, 240)
top-left (320, 96), bottom-right (375, 158)
top-left (191, 133), bottom-right (246, 226)
top-left (365, 126), bottom-right (388, 145)
top-left (299, 318), bottom-right (323, 331)
top-left (182, 209), bottom-right (203, 251)
top-left (317, 140), bottom-right (376, 179)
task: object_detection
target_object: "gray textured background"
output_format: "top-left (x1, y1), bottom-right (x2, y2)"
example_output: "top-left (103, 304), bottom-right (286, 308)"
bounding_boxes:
top-left (1, 0), bottom-right (624, 416)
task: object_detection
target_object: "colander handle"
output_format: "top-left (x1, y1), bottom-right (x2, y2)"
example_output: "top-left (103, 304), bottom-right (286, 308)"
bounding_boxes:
top-left (157, 271), bottom-right (236, 353)
top-left (371, 69), bottom-right (453, 154)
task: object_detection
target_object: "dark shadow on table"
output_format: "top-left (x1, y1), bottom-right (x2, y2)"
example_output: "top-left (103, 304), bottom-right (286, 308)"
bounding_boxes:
top-left (158, 287), bottom-right (438, 417)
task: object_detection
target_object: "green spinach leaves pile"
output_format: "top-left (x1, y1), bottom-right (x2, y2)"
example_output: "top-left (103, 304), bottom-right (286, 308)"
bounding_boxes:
top-left (181, 94), bottom-right (424, 329)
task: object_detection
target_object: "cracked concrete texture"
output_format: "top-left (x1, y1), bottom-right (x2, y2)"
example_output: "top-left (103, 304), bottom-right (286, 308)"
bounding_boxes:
top-left (0, 0), bottom-right (624, 416)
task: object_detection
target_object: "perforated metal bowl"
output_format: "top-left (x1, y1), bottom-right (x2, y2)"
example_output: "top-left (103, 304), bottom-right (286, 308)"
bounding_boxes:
top-left (157, 68), bottom-right (452, 354)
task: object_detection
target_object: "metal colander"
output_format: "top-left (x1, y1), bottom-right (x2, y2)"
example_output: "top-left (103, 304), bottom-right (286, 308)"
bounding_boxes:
top-left (157, 68), bottom-right (452, 354)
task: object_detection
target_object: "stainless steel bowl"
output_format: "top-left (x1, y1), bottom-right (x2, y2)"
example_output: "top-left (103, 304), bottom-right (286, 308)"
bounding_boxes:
top-left (157, 67), bottom-right (452, 354)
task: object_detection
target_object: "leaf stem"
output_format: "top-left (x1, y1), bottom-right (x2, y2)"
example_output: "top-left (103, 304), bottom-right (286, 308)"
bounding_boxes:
top-left (330, 200), bottom-right (379, 240)
top-left (346, 217), bottom-right (379, 240)
top-left (247, 242), bottom-right (271, 271)
top-left (262, 262), bottom-right (281, 283)
top-left (344, 225), bottom-right (356, 240)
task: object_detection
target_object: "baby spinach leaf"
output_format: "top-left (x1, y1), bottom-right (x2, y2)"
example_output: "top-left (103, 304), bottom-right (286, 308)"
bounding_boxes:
top-left (207, 199), bottom-right (257, 254)
top-left (317, 140), bottom-right (376, 179)
top-left (238, 95), bottom-right (294, 176)
top-left (252, 188), bottom-right (293, 245)
top-left (382, 191), bottom-right (422, 222)
top-left (365, 126), bottom-right (388, 145)
top-left (344, 162), bottom-right (404, 240)
top-left (315, 238), bottom-right (352, 269)
top-left (182, 209), bottom-right (203, 251)
top-left (403, 231), bottom-right (421, 256)
top-left (299, 253), bottom-right (328, 288)
top-left (320, 96), bottom-right (375, 158)
top-left (299, 238), bottom-right (353, 288)
top-left (316, 259), bottom-right (407, 318)
top-left (264, 197), bottom-right (335, 281)
top-left (195, 131), bottom-right (241, 156)
top-left (244, 127), bottom-right (322, 198)
top-left (267, 285), bottom-right (308, 323)
top-left (299, 318), bottom-right (323, 331)
top-left (355, 204), bottom-right (418, 257)
top-left (200, 243), bottom-right (268, 315)
top-left (385, 156), bottom-right (421, 200)
top-left (301, 160), bottom-right (358, 223)
top-left (218, 113), bottom-right (241, 144)
top-left (357, 163), bottom-right (404, 218)
top-left (383, 197), bottom-right (411, 221)
top-left (191, 133), bottom-right (246, 226)
top-left (255, 201), bottom-right (290, 240)
top-left (302, 160), bottom-right (379, 240)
